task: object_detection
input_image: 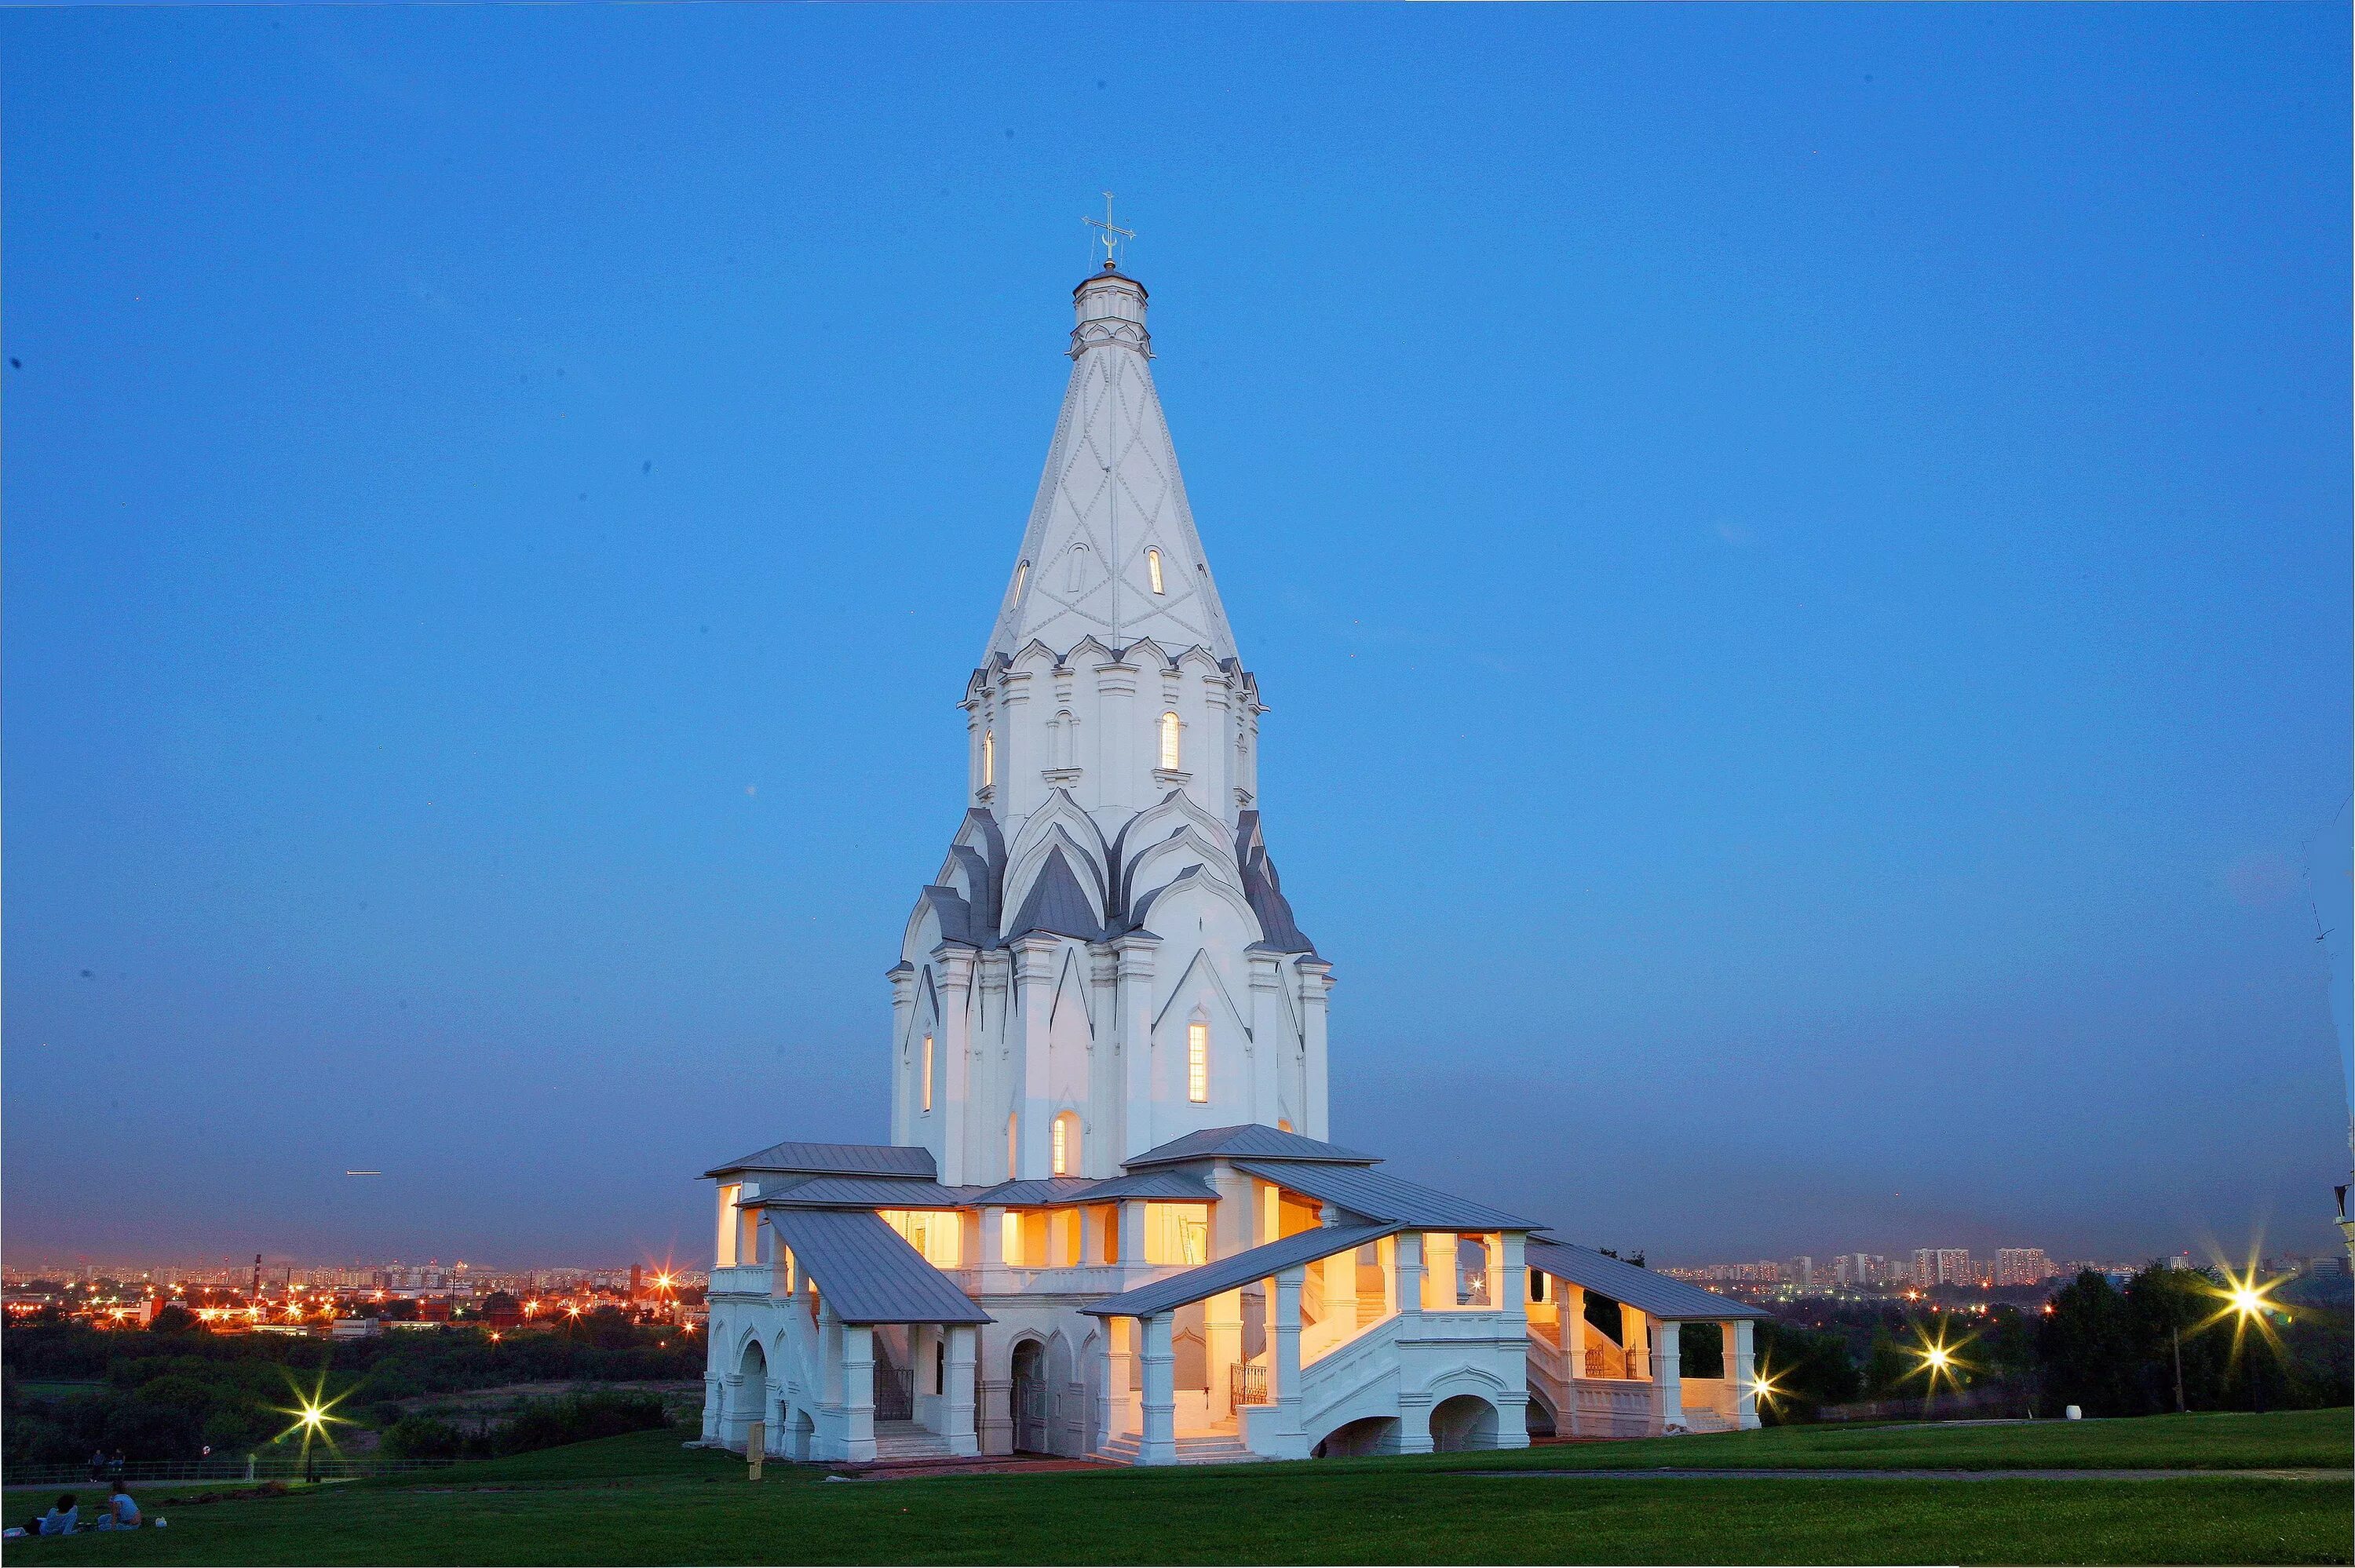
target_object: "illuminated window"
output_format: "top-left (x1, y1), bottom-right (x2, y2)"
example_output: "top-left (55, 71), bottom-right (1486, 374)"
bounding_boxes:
top-left (1000, 1209), bottom-right (1022, 1265)
top-left (921, 1034), bottom-right (934, 1114)
top-left (1147, 549), bottom-right (1165, 594)
top-left (1006, 1113), bottom-right (1019, 1180)
top-left (1187, 1021), bottom-right (1209, 1103)
top-left (1051, 1112), bottom-right (1079, 1176)
top-left (1277, 1118), bottom-right (1294, 1133)
top-left (1159, 712), bottom-right (1181, 771)
top-left (982, 729), bottom-right (995, 787)
top-left (1012, 560), bottom-right (1028, 600)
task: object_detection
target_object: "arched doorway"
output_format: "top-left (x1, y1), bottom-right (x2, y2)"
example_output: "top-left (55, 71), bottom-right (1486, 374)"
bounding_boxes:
top-left (1011, 1340), bottom-right (1049, 1453)
top-left (731, 1339), bottom-right (768, 1451)
top-left (1429, 1393), bottom-right (1499, 1453)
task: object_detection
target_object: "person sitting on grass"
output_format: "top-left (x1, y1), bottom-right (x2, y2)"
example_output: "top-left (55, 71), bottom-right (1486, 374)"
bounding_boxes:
top-left (39, 1494), bottom-right (78, 1535)
top-left (98, 1486), bottom-right (141, 1530)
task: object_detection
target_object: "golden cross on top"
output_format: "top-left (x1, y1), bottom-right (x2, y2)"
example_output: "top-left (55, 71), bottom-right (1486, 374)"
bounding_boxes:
top-left (1083, 191), bottom-right (1134, 271)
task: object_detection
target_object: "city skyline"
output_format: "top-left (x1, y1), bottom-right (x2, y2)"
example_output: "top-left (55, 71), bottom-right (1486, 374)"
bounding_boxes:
top-left (5, 5), bottom-right (2346, 1266)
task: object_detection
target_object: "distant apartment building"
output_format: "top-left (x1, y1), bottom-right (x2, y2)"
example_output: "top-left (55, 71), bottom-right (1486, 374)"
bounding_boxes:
top-left (1995, 1248), bottom-right (2052, 1286)
top-left (1784, 1256), bottom-right (1816, 1289)
top-left (1833, 1253), bottom-right (1888, 1289)
top-left (1911, 1248), bottom-right (1973, 1288)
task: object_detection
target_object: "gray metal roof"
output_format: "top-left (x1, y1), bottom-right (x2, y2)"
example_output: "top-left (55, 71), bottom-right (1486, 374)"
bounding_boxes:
top-left (1072, 1169), bottom-right (1219, 1202)
top-left (969, 1177), bottom-right (1101, 1209)
top-left (1005, 847), bottom-right (1104, 942)
top-left (761, 1209), bottom-right (991, 1326)
top-left (1083, 1224), bottom-right (1397, 1319)
top-left (1525, 1240), bottom-right (1773, 1322)
top-left (1123, 1124), bottom-right (1379, 1169)
top-left (1232, 1161), bottom-right (1544, 1233)
top-left (749, 1176), bottom-right (988, 1209)
top-left (704, 1140), bottom-right (937, 1180)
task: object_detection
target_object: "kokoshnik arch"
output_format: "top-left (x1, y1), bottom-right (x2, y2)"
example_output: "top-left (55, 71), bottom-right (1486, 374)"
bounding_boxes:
top-left (699, 255), bottom-right (1771, 1467)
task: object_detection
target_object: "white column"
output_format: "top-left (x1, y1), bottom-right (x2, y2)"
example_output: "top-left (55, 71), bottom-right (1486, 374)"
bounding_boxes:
top-left (843, 1323), bottom-right (877, 1464)
top-left (1141, 1314), bottom-right (1177, 1465)
top-left (944, 1325), bottom-right (979, 1456)
top-left (1619, 1303), bottom-right (1648, 1380)
top-left (1116, 1200), bottom-right (1148, 1278)
top-left (1653, 1319), bottom-right (1683, 1436)
top-left (1246, 950), bottom-right (1283, 1125)
top-left (1496, 1234), bottom-right (1522, 1325)
top-left (1092, 1322), bottom-right (1120, 1457)
top-left (1424, 1233), bottom-right (1458, 1310)
top-left (1272, 1266), bottom-right (1306, 1458)
top-left (888, 962), bottom-right (918, 1143)
top-left (1564, 1284), bottom-right (1590, 1437)
top-left (1394, 1231), bottom-right (1424, 1329)
top-left (980, 1205), bottom-right (1010, 1293)
top-left (977, 1326), bottom-right (1013, 1457)
top-left (1732, 1319), bottom-right (1761, 1431)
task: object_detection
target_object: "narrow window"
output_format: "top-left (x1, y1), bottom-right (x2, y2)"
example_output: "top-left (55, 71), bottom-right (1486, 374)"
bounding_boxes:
top-left (982, 729), bottom-right (995, 787)
top-left (1052, 1112), bottom-right (1079, 1176)
top-left (1147, 549), bottom-right (1165, 595)
top-left (1006, 1113), bottom-right (1019, 1180)
top-left (1012, 560), bottom-right (1029, 601)
top-left (1000, 1209), bottom-right (1022, 1265)
top-left (935, 1340), bottom-right (946, 1395)
top-left (1187, 1022), bottom-right (1210, 1103)
top-left (1068, 544), bottom-right (1087, 591)
top-left (1159, 712), bottom-right (1181, 771)
top-left (921, 1034), bottom-right (934, 1114)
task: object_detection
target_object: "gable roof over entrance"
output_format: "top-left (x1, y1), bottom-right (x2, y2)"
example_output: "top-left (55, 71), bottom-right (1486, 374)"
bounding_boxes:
top-left (704, 1140), bottom-right (937, 1181)
top-left (1525, 1239), bottom-right (1773, 1322)
top-left (761, 1209), bottom-right (991, 1326)
top-left (1233, 1161), bottom-right (1543, 1233)
top-left (1123, 1124), bottom-right (1378, 1169)
top-left (1081, 1223), bottom-right (1397, 1320)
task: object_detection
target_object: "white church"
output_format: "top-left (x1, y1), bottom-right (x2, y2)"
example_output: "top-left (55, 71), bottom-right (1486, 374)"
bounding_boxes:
top-left (699, 249), bottom-right (1769, 1467)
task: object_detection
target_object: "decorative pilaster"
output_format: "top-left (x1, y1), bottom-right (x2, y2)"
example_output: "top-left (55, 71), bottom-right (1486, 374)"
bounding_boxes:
top-left (1011, 935), bottom-right (1061, 1179)
top-left (1653, 1319), bottom-right (1684, 1436)
top-left (1113, 933), bottom-right (1159, 1161)
top-left (933, 946), bottom-right (976, 1184)
top-left (1295, 958), bottom-right (1332, 1140)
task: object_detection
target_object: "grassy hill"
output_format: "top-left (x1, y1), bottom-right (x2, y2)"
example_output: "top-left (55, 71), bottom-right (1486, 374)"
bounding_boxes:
top-left (8, 1409), bottom-right (2347, 1566)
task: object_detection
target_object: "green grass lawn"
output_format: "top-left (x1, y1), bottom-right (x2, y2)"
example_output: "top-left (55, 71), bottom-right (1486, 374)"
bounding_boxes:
top-left (8, 1412), bottom-right (2346, 1566)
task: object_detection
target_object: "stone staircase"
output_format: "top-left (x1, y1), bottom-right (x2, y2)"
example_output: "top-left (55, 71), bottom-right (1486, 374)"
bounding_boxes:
top-left (866, 1420), bottom-right (956, 1465)
top-left (1095, 1431), bottom-right (1259, 1466)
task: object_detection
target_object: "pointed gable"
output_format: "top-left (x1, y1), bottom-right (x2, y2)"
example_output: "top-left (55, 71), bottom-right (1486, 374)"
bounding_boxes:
top-left (983, 268), bottom-right (1239, 665)
top-left (1005, 845), bottom-right (1105, 943)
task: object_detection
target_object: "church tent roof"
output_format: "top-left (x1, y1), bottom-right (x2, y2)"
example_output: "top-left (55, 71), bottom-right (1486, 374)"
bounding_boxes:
top-left (1232, 1160), bottom-right (1544, 1233)
top-left (1082, 1223), bottom-right (1397, 1320)
top-left (761, 1209), bottom-right (990, 1326)
top-left (703, 1140), bottom-right (937, 1181)
top-left (1123, 1124), bottom-right (1379, 1169)
top-left (1525, 1239), bottom-right (1774, 1322)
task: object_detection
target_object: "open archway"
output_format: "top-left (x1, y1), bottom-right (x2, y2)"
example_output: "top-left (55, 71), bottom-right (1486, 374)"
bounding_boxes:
top-left (1312, 1416), bottom-right (1399, 1458)
top-left (1429, 1393), bottom-right (1499, 1453)
top-left (730, 1337), bottom-right (768, 1451)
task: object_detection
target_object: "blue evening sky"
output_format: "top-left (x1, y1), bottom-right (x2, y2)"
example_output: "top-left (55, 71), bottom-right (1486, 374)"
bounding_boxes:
top-left (4, 3), bottom-right (2346, 1271)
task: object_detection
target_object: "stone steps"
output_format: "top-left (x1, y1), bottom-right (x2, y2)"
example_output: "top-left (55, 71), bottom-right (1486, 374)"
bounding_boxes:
top-left (1096, 1433), bottom-right (1261, 1467)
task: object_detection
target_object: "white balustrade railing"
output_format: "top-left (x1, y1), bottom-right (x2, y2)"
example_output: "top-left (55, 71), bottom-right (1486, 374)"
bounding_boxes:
top-left (709, 1264), bottom-right (775, 1297)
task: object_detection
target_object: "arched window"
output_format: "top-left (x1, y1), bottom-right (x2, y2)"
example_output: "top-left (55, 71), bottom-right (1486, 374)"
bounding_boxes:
top-left (982, 729), bottom-right (995, 788)
top-left (1006, 1113), bottom-right (1019, 1180)
top-left (1011, 560), bottom-right (1028, 602)
top-left (1067, 544), bottom-right (1088, 591)
top-left (1147, 549), bottom-right (1165, 595)
top-left (1187, 1021), bottom-right (1210, 1103)
top-left (1051, 1112), bottom-right (1080, 1176)
top-left (1159, 712), bottom-right (1181, 771)
top-left (921, 1034), bottom-right (934, 1114)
